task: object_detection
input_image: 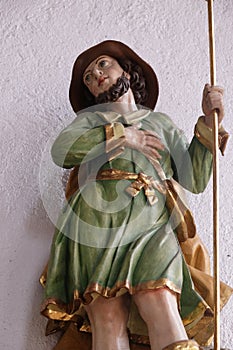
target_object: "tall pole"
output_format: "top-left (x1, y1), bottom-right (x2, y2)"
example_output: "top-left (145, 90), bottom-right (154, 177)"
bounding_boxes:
top-left (206, 1), bottom-right (220, 349)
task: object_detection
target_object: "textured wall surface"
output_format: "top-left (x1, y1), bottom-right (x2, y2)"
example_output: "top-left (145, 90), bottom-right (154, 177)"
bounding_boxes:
top-left (1, 0), bottom-right (233, 349)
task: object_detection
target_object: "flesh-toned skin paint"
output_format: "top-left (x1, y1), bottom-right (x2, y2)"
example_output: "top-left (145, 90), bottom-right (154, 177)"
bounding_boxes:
top-left (83, 55), bottom-right (128, 97)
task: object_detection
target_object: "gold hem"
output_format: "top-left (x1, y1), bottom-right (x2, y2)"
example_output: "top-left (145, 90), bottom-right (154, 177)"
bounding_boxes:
top-left (40, 277), bottom-right (232, 347)
top-left (162, 339), bottom-right (199, 350)
top-left (41, 278), bottom-right (181, 321)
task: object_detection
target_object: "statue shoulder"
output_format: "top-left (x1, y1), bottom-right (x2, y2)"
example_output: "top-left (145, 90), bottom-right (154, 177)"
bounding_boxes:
top-left (146, 111), bottom-right (177, 129)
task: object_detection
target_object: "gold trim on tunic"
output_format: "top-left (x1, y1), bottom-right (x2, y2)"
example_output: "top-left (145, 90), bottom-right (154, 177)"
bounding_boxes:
top-left (40, 279), bottom-right (217, 346)
top-left (41, 278), bottom-right (181, 320)
top-left (194, 116), bottom-right (229, 156)
top-left (92, 168), bottom-right (166, 206)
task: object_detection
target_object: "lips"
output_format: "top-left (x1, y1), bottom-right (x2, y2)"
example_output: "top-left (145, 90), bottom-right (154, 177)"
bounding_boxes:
top-left (98, 77), bottom-right (106, 86)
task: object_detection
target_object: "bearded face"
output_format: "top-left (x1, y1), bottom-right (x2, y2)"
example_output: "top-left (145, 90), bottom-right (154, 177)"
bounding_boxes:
top-left (94, 73), bottom-right (130, 104)
top-left (82, 55), bottom-right (147, 107)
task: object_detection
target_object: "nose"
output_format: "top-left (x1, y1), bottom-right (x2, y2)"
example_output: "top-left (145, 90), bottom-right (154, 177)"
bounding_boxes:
top-left (92, 67), bottom-right (103, 79)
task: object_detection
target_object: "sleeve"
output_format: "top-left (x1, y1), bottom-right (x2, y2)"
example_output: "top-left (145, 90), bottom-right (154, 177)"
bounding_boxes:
top-left (172, 133), bottom-right (213, 194)
top-left (169, 117), bottom-right (228, 193)
top-left (155, 113), bottom-right (213, 194)
top-left (51, 113), bottom-right (126, 168)
top-left (194, 116), bottom-right (229, 156)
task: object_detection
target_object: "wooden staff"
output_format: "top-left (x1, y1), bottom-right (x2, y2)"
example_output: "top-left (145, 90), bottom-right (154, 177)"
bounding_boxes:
top-left (206, 1), bottom-right (220, 349)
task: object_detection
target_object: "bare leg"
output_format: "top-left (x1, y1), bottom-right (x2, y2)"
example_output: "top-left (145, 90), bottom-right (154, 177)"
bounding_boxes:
top-left (133, 288), bottom-right (188, 350)
top-left (84, 293), bottom-right (130, 350)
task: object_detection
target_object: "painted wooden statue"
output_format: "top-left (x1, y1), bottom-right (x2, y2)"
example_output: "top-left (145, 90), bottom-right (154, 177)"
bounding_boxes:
top-left (40, 40), bottom-right (232, 350)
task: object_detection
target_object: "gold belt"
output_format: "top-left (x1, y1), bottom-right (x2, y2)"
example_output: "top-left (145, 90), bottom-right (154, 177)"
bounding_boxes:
top-left (92, 168), bottom-right (166, 206)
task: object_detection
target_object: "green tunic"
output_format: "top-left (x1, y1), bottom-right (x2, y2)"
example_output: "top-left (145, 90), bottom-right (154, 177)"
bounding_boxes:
top-left (42, 109), bottom-right (212, 332)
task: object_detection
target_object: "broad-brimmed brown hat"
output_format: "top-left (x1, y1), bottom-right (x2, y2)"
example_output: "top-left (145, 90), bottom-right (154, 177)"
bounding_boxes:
top-left (69, 40), bottom-right (159, 112)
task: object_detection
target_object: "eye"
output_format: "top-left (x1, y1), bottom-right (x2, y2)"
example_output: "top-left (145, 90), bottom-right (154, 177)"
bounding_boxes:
top-left (84, 73), bottom-right (92, 84)
top-left (98, 60), bottom-right (108, 68)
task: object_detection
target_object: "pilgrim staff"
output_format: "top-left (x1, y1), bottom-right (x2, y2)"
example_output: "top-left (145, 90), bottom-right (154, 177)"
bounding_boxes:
top-left (206, 1), bottom-right (220, 348)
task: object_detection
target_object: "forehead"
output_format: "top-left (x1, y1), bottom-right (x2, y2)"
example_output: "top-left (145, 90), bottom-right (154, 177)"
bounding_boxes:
top-left (83, 55), bottom-right (116, 74)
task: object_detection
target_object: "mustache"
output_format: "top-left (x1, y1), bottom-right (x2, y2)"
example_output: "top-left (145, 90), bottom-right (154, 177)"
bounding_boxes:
top-left (95, 73), bottom-right (130, 104)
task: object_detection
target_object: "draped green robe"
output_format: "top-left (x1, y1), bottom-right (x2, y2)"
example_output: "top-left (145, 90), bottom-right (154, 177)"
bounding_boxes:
top-left (41, 109), bottom-right (215, 344)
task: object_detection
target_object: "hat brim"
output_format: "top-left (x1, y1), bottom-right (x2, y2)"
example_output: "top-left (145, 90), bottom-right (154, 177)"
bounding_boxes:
top-left (69, 40), bottom-right (159, 112)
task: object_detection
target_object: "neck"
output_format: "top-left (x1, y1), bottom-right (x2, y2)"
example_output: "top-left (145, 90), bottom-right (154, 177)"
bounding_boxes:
top-left (112, 88), bottom-right (138, 114)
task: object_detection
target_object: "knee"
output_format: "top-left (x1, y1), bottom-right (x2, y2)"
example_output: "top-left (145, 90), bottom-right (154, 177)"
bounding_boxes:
top-left (95, 305), bottom-right (120, 324)
top-left (133, 288), bottom-right (178, 323)
top-left (91, 306), bottom-right (128, 334)
top-left (85, 295), bottom-right (130, 328)
top-left (134, 288), bottom-right (176, 306)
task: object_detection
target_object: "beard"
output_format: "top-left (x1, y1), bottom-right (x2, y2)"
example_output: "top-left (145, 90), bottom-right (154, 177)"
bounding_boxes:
top-left (95, 73), bottom-right (130, 104)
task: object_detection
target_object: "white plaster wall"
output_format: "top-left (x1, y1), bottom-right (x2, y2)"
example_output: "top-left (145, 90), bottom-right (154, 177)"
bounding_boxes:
top-left (1, 0), bottom-right (232, 349)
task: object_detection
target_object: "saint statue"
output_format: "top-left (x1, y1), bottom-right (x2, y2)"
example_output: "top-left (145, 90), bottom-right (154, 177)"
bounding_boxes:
top-left (40, 40), bottom-right (232, 350)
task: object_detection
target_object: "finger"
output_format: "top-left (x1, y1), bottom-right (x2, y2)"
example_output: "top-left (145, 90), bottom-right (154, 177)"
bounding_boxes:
top-left (143, 148), bottom-right (162, 160)
top-left (205, 83), bottom-right (211, 89)
top-left (204, 84), bottom-right (224, 96)
top-left (203, 83), bottom-right (211, 96)
top-left (212, 85), bottom-right (224, 95)
top-left (144, 136), bottom-right (165, 150)
top-left (207, 92), bottom-right (223, 110)
top-left (143, 130), bottom-right (161, 139)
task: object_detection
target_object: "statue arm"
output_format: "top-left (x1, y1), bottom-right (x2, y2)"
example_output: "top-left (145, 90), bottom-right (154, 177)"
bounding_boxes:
top-left (171, 119), bottom-right (228, 193)
top-left (50, 114), bottom-right (126, 169)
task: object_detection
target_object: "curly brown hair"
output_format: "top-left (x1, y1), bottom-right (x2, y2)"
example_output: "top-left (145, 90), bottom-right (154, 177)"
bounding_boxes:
top-left (118, 58), bottom-right (148, 105)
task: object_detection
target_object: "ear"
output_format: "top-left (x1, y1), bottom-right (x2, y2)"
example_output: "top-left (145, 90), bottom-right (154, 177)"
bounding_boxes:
top-left (123, 71), bottom-right (130, 80)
